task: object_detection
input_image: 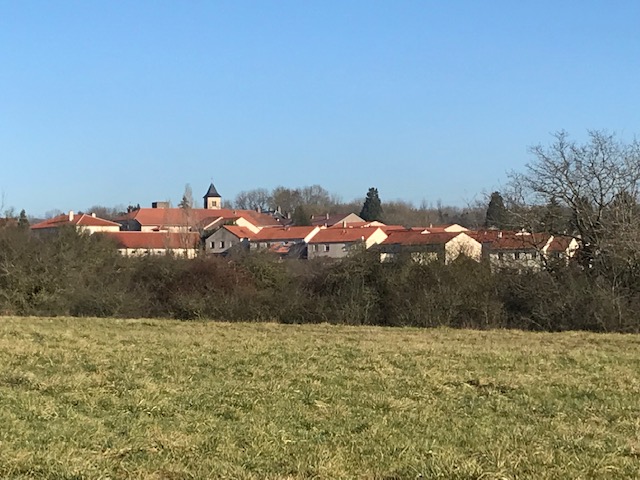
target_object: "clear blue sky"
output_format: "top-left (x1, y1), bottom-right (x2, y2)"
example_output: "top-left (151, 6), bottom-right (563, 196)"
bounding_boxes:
top-left (2, 1), bottom-right (640, 216)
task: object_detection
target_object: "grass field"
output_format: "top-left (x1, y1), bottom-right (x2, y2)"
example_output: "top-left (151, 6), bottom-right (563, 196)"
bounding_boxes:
top-left (1, 317), bottom-right (639, 479)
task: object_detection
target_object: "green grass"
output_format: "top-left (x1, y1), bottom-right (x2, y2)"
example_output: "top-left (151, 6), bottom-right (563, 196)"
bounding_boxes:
top-left (1, 317), bottom-right (639, 479)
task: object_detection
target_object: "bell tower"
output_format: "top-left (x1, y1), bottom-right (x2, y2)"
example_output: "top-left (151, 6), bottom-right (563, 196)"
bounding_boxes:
top-left (203, 183), bottom-right (222, 209)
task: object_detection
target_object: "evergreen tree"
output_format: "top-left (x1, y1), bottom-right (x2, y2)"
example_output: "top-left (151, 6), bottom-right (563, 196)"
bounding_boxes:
top-left (484, 191), bottom-right (507, 228)
top-left (17, 209), bottom-right (29, 229)
top-left (540, 197), bottom-right (564, 232)
top-left (359, 187), bottom-right (383, 222)
top-left (291, 205), bottom-right (311, 226)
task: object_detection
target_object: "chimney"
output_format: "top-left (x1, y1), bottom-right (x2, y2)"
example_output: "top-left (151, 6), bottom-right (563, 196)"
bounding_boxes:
top-left (91, 212), bottom-right (96, 217)
top-left (68, 210), bottom-right (74, 221)
top-left (342, 220), bottom-right (347, 228)
top-left (498, 231), bottom-right (503, 238)
top-left (326, 213), bottom-right (329, 220)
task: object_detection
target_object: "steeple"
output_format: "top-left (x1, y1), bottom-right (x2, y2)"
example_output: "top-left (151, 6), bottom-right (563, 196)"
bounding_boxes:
top-left (203, 182), bottom-right (222, 209)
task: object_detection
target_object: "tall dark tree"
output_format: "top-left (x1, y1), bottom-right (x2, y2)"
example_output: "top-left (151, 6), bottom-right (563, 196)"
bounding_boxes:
top-left (359, 187), bottom-right (383, 222)
top-left (484, 191), bottom-right (507, 228)
top-left (17, 209), bottom-right (29, 229)
top-left (291, 205), bottom-right (311, 226)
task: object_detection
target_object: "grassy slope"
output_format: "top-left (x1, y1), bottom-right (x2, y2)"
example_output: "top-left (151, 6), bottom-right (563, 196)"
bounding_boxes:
top-left (0, 318), bottom-right (639, 479)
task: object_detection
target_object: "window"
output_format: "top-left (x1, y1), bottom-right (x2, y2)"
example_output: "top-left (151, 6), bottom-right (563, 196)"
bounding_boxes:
top-left (497, 252), bottom-right (504, 260)
top-left (324, 244), bottom-right (330, 252)
top-left (515, 252), bottom-right (523, 260)
top-left (313, 244), bottom-right (319, 252)
top-left (210, 242), bottom-right (215, 249)
top-left (219, 241), bottom-right (225, 249)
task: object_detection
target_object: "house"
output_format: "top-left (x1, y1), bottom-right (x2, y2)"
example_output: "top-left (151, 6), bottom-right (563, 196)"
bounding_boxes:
top-left (307, 227), bottom-right (388, 259)
top-left (101, 231), bottom-right (201, 258)
top-left (249, 226), bottom-right (321, 258)
top-left (377, 230), bottom-right (482, 264)
top-left (205, 225), bottom-right (255, 255)
top-left (484, 232), bottom-right (579, 270)
top-left (31, 211), bottom-right (121, 235)
top-left (310, 213), bottom-right (365, 228)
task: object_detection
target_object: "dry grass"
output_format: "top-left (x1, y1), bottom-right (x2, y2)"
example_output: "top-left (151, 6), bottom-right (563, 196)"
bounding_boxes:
top-left (1, 317), bottom-right (639, 479)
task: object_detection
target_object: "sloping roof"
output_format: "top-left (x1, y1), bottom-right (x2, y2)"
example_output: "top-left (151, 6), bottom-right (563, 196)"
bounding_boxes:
top-left (466, 230), bottom-right (508, 243)
top-left (310, 213), bottom-right (365, 227)
top-left (203, 183), bottom-right (221, 198)
top-left (308, 227), bottom-right (382, 244)
top-left (222, 225), bottom-right (256, 239)
top-left (489, 233), bottom-right (551, 251)
top-left (252, 226), bottom-right (318, 242)
top-left (421, 224), bottom-right (468, 233)
top-left (381, 230), bottom-right (463, 246)
top-left (101, 232), bottom-right (200, 249)
top-left (328, 221), bottom-right (387, 229)
top-left (31, 213), bottom-right (121, 230)
top-left (546, 235), bottom-right (576, 252)
top-left (116, 208), bottom-right (281, 228)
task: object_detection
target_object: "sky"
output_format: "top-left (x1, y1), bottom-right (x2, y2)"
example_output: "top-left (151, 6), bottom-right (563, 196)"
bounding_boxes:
top-left (2, 1), bottom-right (640, 217)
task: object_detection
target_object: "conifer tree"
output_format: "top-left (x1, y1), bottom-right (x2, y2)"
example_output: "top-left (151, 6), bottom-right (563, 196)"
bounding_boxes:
top-left (291, 205), bottom-right (311, 226)
top-left (360, 187), bottom-right (383, 222)
top-left (17, 209), bottom-right (29, 229)
top-left (484, 191), bottom-right (507, 228)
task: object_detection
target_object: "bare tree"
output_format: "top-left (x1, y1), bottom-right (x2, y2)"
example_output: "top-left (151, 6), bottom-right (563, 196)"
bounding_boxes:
top-left (270, 186), bottom-right (303, 213)
top-left (508, 130), bottom-right (640, 275)
top-left (234, 188), bottom-right (271, 211)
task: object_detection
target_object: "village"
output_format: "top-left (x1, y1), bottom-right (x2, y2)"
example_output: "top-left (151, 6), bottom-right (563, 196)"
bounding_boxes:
top-left (29, 182), bottom-right (579, 269)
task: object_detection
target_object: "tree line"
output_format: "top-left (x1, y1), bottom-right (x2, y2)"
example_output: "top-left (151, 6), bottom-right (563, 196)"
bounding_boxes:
top-left (0, 225), bottom-right (638, 332)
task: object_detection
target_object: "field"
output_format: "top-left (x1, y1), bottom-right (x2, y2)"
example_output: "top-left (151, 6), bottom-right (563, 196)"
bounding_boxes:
top-left (1, 318), bottom-right (639, 479)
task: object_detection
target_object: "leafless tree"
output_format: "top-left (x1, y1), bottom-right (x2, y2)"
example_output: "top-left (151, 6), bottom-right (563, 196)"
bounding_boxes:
top-left (507, 130), bottom-right (640, 282)
top-left (234, 188), bottom-right (271, 211)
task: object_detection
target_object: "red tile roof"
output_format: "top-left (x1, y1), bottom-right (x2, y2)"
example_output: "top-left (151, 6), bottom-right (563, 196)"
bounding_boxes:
top-left (117, 208), bottom-right (281, 228)
top-left (252, 226), bottom-right (318, 241)
top-left (381, 230), bottom-right (463, 246)
top-left (310, 213), bottom-right (364, 227)
top-left (31, 213), bottom-right (121, 230)
top-left (466, 230), bottom-right (509, 243)
top-left (101, 232), bottom-right (200, 249)
top-left (328, 221), bottom-right (388, 229)
top-left (222, 225), bottom-right (256, 239)
top-left (489, 233), bottom-right (551, 251)
top-left (546, 235), bottom-right (576, 252)
top-left (308, 227), bottom-right (383, 244)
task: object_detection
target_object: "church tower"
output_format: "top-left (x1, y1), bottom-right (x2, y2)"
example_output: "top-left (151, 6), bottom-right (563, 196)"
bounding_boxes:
top-left (203, 183), bottom-right (222, 209)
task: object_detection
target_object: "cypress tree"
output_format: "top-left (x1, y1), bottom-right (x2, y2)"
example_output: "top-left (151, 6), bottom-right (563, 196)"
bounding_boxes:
top-left (484, 191), bottom-right (507, 228)
top-left (360, 187), bottom-right (383, 222)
